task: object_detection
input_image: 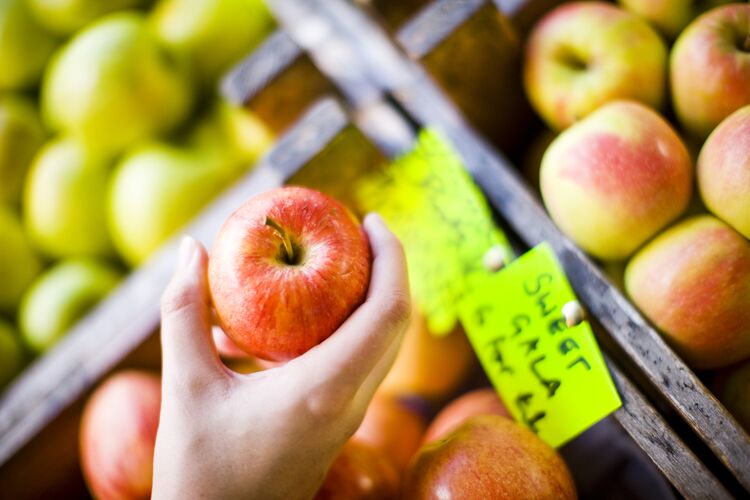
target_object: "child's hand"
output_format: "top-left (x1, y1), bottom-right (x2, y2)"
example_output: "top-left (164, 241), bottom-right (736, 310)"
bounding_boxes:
top-left (152, 214), bottom-right (410, 500)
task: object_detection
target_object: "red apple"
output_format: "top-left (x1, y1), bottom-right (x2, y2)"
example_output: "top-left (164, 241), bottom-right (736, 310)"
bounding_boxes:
top-left (315, 441), bottom-right (399, 500)
top-left (352, 392), bottom-right (426, 471)
top-left (208, 186), bottom-right (371, 361)
top-left (697, 105), bottom-right (750, 239)
top-left (422, 388), bottom-right (510, 445)
top-left (670, 4), bottom-right (750, 139)
top-left (79, 370), bottom-right (161, 500)
top-left (404, 415), bottom-right (576, 499)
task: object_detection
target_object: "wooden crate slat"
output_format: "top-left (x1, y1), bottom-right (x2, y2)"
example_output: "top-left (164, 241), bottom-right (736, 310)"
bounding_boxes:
top-left (0, 98), bottom-right (350, 469)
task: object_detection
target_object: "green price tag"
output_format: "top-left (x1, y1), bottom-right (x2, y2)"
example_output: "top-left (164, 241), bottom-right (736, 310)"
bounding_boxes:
top-left (458, 242), bottom-right (622, 448)
top-left (357, 129), bottom-right (513, 335)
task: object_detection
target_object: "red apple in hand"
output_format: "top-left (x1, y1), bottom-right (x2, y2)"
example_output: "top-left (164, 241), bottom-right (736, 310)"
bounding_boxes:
top-left (80, 370), bottom-right (161, 500)
top-left (209, 186), bottom-right (371, 361)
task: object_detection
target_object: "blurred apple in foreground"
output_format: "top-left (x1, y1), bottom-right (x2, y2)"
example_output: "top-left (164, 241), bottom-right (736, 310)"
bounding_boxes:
top-left (422, 388), bottom-right (509, 445)
top-left (315, 441), bottom-right (399, 500)
top-left (352, 393), bottom-right (426, 471)
top-left (626, 216), bottom-right (750, 370)
top-left (380, 302), bottom-right (475, 400)
top-left (27, 0), bottom-right (147, 36)
top-left (0, 320), bottom-right (24, 388)
top-left (671, 4), bottom-right (750, 139)
top-left (698, 105), bottom-right (750, 239)
top-left (24, 138), bottom-right (113, 259)
top-left (0, 0), bottom-right (57, 90)
top-left (108, 141), bottom-right (234, 266)
top-left (19, 259), bottom-right (122, 354)
top-left (41, 12), bottom-right (193, 154)
top-left (150, 0), bottom-right (274, 86)
top-left (524, 2), bottom-right (666, 130)
top-left (0, 205), bottom-right (42, 313)
top-left (617, 0), bottom-right (732, 39)
top-left (209, 187), bottom-right (371, 361)
top-left (714, 360), bottom-right (750, 433)
top-left (404, 416), bottom-right (576, 499)
top-left (80, 370), bottom-right (160, 500)
top-left (0, 95), bottom-right (46, 205)
top-left (540, 100), bottom-right (692, 260)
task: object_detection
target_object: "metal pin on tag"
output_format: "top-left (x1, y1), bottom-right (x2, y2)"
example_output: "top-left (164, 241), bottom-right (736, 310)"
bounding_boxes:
top-left (562, 300), bottom-right (585, 327)
top-left (483, 245), bottom-right (506, 273)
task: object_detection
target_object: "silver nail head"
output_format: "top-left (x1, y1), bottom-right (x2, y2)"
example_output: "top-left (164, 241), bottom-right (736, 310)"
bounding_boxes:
top-left (562, 300), bottom-right (585, 327)
top-left (483, 245), bottom-right (506, 273)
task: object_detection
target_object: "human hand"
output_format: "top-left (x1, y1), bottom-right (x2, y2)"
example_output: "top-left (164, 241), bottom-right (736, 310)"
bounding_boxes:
top-left (151, 213), bottom-right (410, 500)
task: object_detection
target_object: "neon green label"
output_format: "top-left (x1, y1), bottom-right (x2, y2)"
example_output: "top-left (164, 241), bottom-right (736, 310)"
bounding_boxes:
top-left (357, 129), bottom-right (512, 335)
top-left (458, 242), bottom-right (622, 448)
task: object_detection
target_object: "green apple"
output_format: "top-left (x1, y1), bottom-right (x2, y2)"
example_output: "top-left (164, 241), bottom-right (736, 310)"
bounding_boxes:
top-left (0, 94), bottom-right (47, 205)
top-left (24, 137), bottom-right (113, 259)
top-left (19, 259), bottom-right (122, 354)
top-left (618, 0), bottom-right (733, 40)
top-left (0, 0), bottom-right (58, 90)
top-left (26, 0), bottom-right (148, 36)
top-left (108, 141), bottom-right (234, 266)
top-left (41, 12), bottom-right (194, 154)
top-left (0, 319), bottom-right (24, 388)
top-left (0, 205), bottom-right (42, 313)
top-left (150, 0), bottom-right (274, 87)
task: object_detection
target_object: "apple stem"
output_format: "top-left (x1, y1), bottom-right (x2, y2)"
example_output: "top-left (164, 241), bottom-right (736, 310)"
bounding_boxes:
top-left (265, 217), bottom-right (295, 264)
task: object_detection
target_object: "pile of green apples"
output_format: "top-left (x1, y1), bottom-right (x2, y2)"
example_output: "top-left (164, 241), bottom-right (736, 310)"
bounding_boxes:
top-left (0, 0), bottom-right (275, 389)
top-left (524, 1), bottom-right (750, 432)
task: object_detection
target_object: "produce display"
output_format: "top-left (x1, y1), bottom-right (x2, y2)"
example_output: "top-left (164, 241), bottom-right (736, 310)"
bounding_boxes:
top-left (0, 0), bottom-right (274, 388)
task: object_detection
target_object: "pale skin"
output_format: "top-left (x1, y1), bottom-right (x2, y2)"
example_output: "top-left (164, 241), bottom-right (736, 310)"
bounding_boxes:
top-left (152, 213), bottom-right (411, 500)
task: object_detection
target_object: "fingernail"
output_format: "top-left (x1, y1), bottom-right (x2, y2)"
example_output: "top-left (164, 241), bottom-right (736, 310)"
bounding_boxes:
top-left (177, 235), bottom-right (196, 269)
top-left (364, 212), bottom-right (384, 228)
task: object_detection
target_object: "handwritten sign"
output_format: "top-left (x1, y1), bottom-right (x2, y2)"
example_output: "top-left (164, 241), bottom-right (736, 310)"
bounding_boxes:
top-left (458, 243), bottom-right (621, 448)
top-left (357, 129), bottom-right (512, 335)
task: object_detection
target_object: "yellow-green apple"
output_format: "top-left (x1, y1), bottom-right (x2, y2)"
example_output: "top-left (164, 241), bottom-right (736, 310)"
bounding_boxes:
top-left (540, 100), bottom-right (692, 260)
top-left (618, 0), bottom-right (733, 39)
top-left (379, 302), bottom-right (475, 401)
top-left (697, 105), bottom-right (750, 238)
top-left (421, 388), bottom-right (509, 445)
top-left (0, 320), bottom-right (24, 388)
top-left (524, 2), bottom-right (666, 130)
top-left (19, 258), bottom-right (122, 353)
top-left (0, 205), bottom-right (42, 313)
top-left (107, 140), bottom-right (234, 266)
top-left (80, 370), bottom-right (160, 500)
top-left (0, 94), bottom-right (46, 205)
top-left (208, 187), bottom-right (371, 361)
top-left (671, 4), bottom-right (750, 139)
top-left (41, 12), bottom-right (193, 154)
top-left (24, 137), bottom-right (113, 259)
top-left (713, 360), bottom-right (750, 432)
top-left (625, 216), bottom-right (750, 370)
top-left (403, 416), bottom-right (576, 499)
top-left (352, 393), bottom-right (426, 471)
top-left (26, 0), bottom-right (147, 36)
top-left (150, 0), bottom-right (274, 87)
top-left (0, 0), bottom-right (57, 90)
top-left (315, 441), bottom-right (399, 500)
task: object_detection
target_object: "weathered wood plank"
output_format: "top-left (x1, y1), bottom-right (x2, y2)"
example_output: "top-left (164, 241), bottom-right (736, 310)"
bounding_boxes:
top-left (0, 98), bottom-right (351, 469)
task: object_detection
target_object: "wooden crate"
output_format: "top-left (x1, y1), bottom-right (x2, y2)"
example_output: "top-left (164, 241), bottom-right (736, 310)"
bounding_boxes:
top-left (266, 0), bottom-right (750, 497)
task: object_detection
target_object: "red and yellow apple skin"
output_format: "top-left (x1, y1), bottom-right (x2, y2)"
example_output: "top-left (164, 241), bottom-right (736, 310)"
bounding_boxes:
top-left (540, 100), bottom-right (692, 261)
top-left (670, 4), bottom-right (750, 140)
top-left (714, 360), bottom-right (750, 433)
top-left (618, 0), bottom-right (733, 40)
top-left (524, 2), bottom-right (666, 130)
top-left (209, 186), bottom-right (371, 361)
top-left (625, 216), bottom-right (750, 370)
top-left (79, 370), bottom-right (161, 500)
top-left (698, 105), bottom-right (750, 239)
top-left (403, 416), bottom-right (576, 500)
top-left (421, 388), bottom-right (509, 445)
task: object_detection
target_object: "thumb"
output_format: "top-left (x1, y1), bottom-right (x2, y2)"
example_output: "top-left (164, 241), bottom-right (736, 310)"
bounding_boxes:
top-left (160, 236), bottom-right (224, 387)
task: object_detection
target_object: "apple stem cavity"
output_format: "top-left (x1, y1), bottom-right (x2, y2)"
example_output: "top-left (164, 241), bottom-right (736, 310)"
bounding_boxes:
top-left (265, 217), bottom-right (297, 265)
top-left (744, 33), bottom-right (750, 52)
